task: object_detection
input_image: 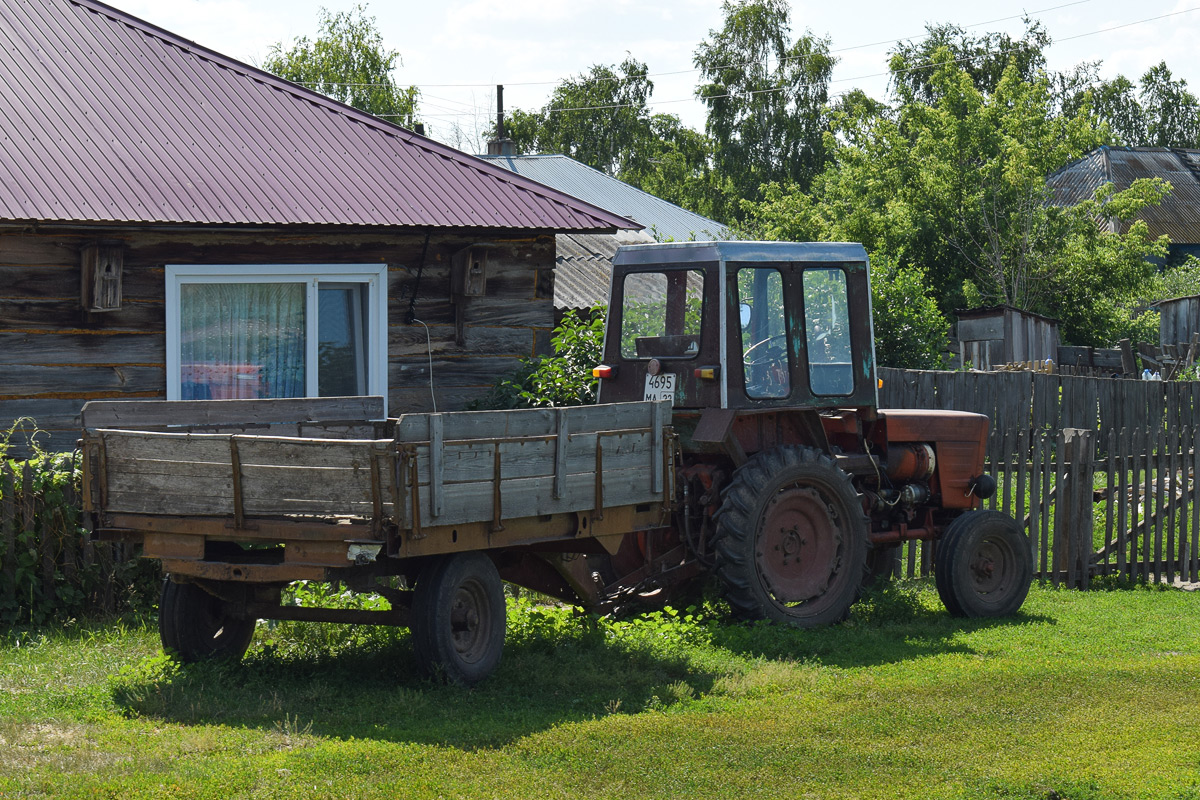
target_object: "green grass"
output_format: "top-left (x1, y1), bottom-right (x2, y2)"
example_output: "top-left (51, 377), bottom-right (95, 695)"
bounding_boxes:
top-left (2, 582), bottom-right (1200, 799)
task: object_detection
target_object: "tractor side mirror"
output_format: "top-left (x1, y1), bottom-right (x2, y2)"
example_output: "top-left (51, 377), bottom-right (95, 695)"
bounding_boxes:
top-left (739, 302), bottom-right (751, 329)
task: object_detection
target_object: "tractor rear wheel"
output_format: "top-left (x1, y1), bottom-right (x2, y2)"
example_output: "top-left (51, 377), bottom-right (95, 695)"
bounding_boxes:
top-left (159, 577), bottom-right (256, 663)
top-left (935, 510), bottom-right (1032, 618)
top-left (411, 552), bottom-right (506, 686)
top-left (713, 446), bottom-right (869, 627)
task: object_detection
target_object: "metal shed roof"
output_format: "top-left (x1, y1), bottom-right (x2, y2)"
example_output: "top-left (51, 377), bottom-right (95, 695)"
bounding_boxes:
top-left (1047, 146), bottom-right (1200, 243)
top-left (0, 0), bottom-right (634, 231)
top-left (478, 154), bottom-right (726, 241)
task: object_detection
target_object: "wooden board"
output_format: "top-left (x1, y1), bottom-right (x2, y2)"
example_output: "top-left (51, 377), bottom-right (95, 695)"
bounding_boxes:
top-left (82, 396), bottom-right (386, 428)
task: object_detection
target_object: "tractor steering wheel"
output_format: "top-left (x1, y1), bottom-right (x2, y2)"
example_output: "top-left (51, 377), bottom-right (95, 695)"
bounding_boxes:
top-left (743, 334), bottom-right (789, 397)
top-left (743, 334), bottom-right (787, 366)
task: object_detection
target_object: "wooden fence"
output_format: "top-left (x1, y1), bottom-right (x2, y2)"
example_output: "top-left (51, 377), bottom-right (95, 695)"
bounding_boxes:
top-left (879, 368), bottom-right (1200, 456)
top-left (0, 455), bottom-right (136, 618)
top-left (883, 368), bottom-right (1200, 586)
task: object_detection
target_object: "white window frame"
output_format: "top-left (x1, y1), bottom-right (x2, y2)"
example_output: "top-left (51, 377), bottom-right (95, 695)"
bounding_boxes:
top-left (165, 264), bottom-right (388, 404)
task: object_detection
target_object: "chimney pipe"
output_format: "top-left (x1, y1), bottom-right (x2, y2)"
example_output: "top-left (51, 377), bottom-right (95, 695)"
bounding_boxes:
top-left (487, 84), bottom-right (515, 156)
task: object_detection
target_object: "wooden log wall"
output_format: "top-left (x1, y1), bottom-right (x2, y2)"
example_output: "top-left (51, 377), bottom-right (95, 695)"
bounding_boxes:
top-left (0, 228), bottom-right (557, 454)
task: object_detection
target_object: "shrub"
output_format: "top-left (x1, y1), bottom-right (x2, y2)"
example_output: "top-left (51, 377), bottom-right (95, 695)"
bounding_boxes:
top-left (472, 307), bottom-right (606, 409)
top-left (0, 422), bottom-right (159, 625)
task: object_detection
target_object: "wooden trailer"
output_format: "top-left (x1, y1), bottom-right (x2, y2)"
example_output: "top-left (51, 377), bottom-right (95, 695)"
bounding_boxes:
top-left (81, 396), bottom-right (674, 684)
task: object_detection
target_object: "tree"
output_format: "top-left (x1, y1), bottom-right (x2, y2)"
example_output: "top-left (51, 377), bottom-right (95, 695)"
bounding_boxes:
top-left (742, 46), bottom-right (1169, 348)
top-left (888, 20), bottom-right (1049, 104)
top-left (503, 58), bottom-right (730, 222)
top-left (694, 0), bottom-right (835, 218)
top-left (263, 5), bottom-right (419, 126)
top-left (1060, 62), bottom-right (1200, 148)
top-left (1139, 63), bottom-right (1200, 148)
top-left (504, 57), bottom-right (655, 176)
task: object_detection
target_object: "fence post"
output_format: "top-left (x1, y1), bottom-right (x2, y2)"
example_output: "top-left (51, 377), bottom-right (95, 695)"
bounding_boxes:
top-left (1055, 428), bottom-right (1095, 588)
top-left (1, 464), bottom-right (15, 607)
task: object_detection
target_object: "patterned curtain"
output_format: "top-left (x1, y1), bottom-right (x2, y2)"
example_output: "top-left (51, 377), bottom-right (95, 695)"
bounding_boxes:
top-left (180, 283), bottom-right (306, 400)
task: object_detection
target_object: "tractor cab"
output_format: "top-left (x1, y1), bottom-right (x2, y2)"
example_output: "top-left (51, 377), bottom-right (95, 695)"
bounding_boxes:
top-left (596, 241), bottom-right (878, 412)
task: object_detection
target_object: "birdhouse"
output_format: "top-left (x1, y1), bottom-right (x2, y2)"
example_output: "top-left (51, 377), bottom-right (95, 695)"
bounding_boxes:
top-left (80, 242), bottom-right (124, 312)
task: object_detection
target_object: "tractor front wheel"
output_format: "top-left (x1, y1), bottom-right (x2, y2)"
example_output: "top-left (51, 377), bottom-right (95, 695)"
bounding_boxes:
top-left (713, 446), bottom-right (869, 627)
top-left (935, 510), bottom-right (1032, 618)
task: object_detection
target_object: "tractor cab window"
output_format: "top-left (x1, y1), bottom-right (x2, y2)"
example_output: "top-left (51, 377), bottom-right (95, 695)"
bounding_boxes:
top-left (737, 267), bottom-right (791, 399)
top-left (803, 268), bottom-right (854, 395)
top-left (619, 269), bottom-right (704, 359)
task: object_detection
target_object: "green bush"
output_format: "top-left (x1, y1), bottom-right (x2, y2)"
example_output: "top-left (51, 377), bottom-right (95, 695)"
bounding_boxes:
top-left (472, 308), bottom-right (606, 409)
top-left (0, 422), bottom-right (159, 626)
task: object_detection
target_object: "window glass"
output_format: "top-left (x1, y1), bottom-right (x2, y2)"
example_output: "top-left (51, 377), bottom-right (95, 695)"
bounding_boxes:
top-left (803, 268), bottom-right (854, 395)
top-left (318, 283), bottom-right (368, 396)
top-left (180, 283), bottom-right (305, 400)
top-left (619, 270), bottom-right (704, 359)
top-left (737, 267), bottom-right (790, 399)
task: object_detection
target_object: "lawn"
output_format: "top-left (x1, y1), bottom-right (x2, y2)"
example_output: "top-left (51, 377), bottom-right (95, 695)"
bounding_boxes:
top-left (1, 581), bottom-right (1199, 799)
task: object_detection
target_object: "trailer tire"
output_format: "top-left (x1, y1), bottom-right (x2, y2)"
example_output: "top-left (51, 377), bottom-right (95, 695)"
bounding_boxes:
top-left (158, 577), bottom-right (255, 663)
top-left (410, 552), bottom-right (505, 686)
top-left (934, 510), bottom-right (1032, 618)
top-left (712, 446), bottom-right (869, 627)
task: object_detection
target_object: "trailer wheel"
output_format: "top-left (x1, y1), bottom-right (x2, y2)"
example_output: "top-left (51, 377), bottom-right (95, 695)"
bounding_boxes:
top-left (410, 552), bottom-right (505, 686)
top-left (935, 510), bottom-right (1032, 618)
top-left (159, 578), bottom-right (256, 663)
top-left (713, 446), bottom-right (869, 627)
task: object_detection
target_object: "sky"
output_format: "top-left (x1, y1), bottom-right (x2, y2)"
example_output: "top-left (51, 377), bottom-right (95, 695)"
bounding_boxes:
top-left (114, 0), bottom-right (1200, 151)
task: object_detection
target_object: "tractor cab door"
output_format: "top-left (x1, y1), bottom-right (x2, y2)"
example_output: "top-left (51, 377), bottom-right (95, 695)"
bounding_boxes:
top-left (599, 261), bottom-right (722, 408)
top-left (727, 260), bottom-right (875, 411)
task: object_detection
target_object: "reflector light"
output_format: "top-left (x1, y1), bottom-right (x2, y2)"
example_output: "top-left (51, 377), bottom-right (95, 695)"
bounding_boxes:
top-left (593, 365), bottom-right (614, 379)
top-left (694, 367), bottom-right (716, 380)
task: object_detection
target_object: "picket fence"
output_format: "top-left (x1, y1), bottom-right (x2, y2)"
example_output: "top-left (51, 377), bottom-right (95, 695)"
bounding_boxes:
top-left (881, 368), bottom-right (1200, 586)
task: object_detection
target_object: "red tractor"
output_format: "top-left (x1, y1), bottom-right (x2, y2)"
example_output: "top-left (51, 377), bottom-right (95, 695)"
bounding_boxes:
top-left (583, 240), bottom-right (1031, 625)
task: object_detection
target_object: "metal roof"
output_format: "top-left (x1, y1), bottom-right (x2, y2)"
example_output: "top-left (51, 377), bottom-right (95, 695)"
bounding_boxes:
top-left (1048, 146), bottom-right (1200, 243)
top-left (0, 0), bottom-right (634, 231)
top-left (613, 240), bottom-right (868, 267)
top-left (478, 154), bottom-right (727, 241)
top-left (553, 229), bottom-right (655, 309)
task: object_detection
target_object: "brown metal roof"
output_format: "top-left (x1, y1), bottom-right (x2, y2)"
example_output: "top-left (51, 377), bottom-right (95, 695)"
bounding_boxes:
top-left (0, 0), bottom-right (636, 231)
top-left (1048, 146), bottom-right (1200, 243)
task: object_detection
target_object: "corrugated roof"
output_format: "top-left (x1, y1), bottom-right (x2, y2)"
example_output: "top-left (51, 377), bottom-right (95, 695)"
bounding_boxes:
top-left (478, 154), bottom-right (727, 241)
top-left (1048, 146), bottom-right (1200, 243)
top-left (554, 229), bottom-right (655, 309)
top-left (0, 0), bottom-right (634, 231)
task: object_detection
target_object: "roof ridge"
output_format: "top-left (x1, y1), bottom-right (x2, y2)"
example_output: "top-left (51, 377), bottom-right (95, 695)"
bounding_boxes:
top-left (63, 0), bottom-right (633, 224)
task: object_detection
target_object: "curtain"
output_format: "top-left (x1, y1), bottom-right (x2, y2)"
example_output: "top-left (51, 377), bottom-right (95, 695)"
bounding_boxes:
top-left (180, 282), bottom-right (306, 399)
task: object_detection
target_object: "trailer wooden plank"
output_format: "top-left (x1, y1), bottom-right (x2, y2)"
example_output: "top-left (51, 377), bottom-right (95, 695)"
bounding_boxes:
top-left (401, 467), bottom-right (664, 528)
top-left (82, 396), bottom-right (385, 428)
top-left (394, 401), bottom-right (666, 443)
top-left (554, 408), bottom-right (568, 499)
top-left (409, 431), bottom-right (657, 484)
top-left (429, 414), bottom-right (445, 519)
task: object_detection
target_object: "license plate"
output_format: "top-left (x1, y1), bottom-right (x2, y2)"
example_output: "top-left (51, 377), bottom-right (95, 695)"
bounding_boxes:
top-left (643, 373), bottom-right (676, 404)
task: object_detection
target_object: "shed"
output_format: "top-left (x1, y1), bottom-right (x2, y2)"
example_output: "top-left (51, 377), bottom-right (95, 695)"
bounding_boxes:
top-left (0, 0), bottom-right (635, 453)
top-left (955, 306), bottom-right (1060, 371)
top-left (1155, 294), bottom-right (1200, 347)
top-left (1047, 146), bottom-right (1200, 264)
